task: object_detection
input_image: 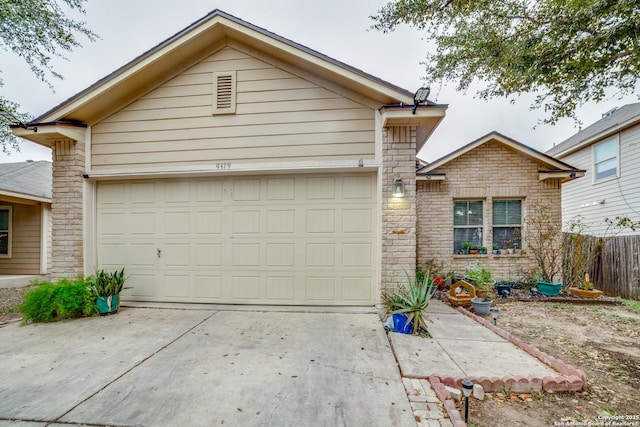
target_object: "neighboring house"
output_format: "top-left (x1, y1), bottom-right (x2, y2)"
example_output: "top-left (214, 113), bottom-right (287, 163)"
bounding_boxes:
top-left (0, 161), bottom-right (52, 276)
top-left (546, 103), bottom-right (640, 236)
top-left (416, 132), bottom-right (583, 279)
top-left (12, 10), bottom-right (446, 306)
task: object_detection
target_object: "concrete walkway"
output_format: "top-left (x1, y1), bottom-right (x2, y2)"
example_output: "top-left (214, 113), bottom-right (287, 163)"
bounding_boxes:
top-left (390, 300), bottom-right (586, 426)
top-left (0, 307), bottom-right (415, 427)
top-left (390, 300), bottom-right (559, 380)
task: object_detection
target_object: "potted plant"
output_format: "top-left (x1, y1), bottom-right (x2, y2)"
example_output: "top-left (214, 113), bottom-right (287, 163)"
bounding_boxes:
top-left (479, 246), bottom-right (487, 255)
top-left (495, 281), bottom-right (514, 297)
top-left (461, 242), bottom-right (472, 255)
top-left (568, 274), bottom-right (603, 298)
top-left (468, 243), bottom-right (479, 255)
top-left (88, 268), bottom-right (127, 315)
top-left (382, 270), bottom-right (437, 335)
top-left (465, 262), bottom-right (495, 315)
top-left (492, 243), bottom-right (499, 255)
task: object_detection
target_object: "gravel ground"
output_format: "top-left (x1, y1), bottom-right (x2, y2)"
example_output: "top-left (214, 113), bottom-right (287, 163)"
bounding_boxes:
top-left (0, 286), bottom-right (34, 325)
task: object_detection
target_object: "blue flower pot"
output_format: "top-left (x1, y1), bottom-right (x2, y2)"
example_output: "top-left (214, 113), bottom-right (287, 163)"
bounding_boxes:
top-left (392, 313), bottom-right (414, 334)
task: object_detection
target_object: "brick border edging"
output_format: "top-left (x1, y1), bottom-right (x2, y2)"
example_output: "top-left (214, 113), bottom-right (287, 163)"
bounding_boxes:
top-left (428, 376), bottom-right (467, 427)
top-left (453, 306), bottom-right (586, 392)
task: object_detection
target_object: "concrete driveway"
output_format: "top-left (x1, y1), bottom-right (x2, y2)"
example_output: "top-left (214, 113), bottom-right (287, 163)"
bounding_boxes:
top-left (0, 306), bottom-right (415, 427)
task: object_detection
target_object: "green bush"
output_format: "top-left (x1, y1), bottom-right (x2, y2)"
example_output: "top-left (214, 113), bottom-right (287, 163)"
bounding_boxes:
top-left (20, 278), bottom-right (96, 323)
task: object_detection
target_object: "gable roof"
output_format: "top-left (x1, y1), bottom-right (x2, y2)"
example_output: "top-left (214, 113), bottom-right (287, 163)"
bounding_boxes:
top-left (0, 161), bottom-right (52, 203)
top-left (546, 102), bottom-right (640, 157)
top-left (417, 131), bottom-right (584, 182)
top-left (13, 9), bottom-right (446, 148)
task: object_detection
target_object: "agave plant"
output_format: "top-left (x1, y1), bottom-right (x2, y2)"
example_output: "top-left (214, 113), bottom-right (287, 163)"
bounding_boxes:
top-left (382, 269), bottom-right (437, 335)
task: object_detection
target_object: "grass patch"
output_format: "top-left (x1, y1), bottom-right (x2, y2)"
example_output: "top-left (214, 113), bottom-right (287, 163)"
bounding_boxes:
top-left (622, 299), bottom-right (640, 314)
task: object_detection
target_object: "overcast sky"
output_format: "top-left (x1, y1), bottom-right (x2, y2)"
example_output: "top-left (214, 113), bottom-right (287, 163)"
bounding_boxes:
top-left (1, 0), bottom-right (637, 164)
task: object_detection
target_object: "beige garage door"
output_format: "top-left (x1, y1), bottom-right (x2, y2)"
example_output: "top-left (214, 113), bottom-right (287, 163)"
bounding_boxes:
top-left (96, 173), bottom-right (377, 305)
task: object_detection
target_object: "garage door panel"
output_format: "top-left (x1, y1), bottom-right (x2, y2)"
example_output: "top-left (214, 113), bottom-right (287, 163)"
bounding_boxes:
top-left (342, 243), bottom-right (373, 267)
top-left (195, 275), bottom-right (222, 298)
top-left (266, 276), bottom-right (295, 300)
top-left (195, 211), bottom-right (223, 234)
top-left (195, 243), bottom-right (222, 266)
top-left (306, 210), bottom-right (335, 233)
top-left (232, 243), bottom-right (260, 266)
top-left (129, 212), bottom-right (156, 235)
top-left (128, 244), bottom-right (157, 266)
top-left (306, 277), bottom-right (336, 301)
top-left (164, 182), bottom-right (190, 203)
top-left (266, 243), bottom-right (295, 267)
top-left (306, 177), bottom-right (335, 199)
top-left (98, 183), bottom-right (127, 205)
top-left (98, 243), bottom-right (127, 265)
top-left (342, 277), bottom-right (372, 301)
top-left (97, 173), bottom-right (376, 305)
top-left (130, 182), bottom-right (155, 204)
top-left (267, 178), bottom-right (295, 200)
top-left (266, 210), bottom-right (295, 233)
top-left (164, 211), bottom-right (190, 235)
top-left (99, 213), bottom-right (127, 236)
top-left (233, 210), bottom-right (261, 233)
top-left (343, 175), bottom-right (373, 199)
top-left (126, 274), bottom-right (156, 298)
top-left (164, 274), bottom-right (191, 298)
top-left (233, 179), bottom-right (260, 201)
top-left (162, 244), bottom-right (190, 266)
top-left (342, 209), bottom-right (373, 233)
top-left (195, 180), bottom-right (223, 202)
top-left (306, 243), bottom-right (336, 267)
top-left (231, 276), bottom-right (261, 299)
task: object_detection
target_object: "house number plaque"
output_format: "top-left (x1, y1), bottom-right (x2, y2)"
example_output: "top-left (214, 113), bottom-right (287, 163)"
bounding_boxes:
top-left (216, 163), bottom-right (232, 169)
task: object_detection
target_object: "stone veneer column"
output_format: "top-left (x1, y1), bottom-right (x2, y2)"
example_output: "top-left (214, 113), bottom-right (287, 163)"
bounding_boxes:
top-left (51, 139), bottom-right (85, 280)
top-left (381, 126), bottom-right (417, 290)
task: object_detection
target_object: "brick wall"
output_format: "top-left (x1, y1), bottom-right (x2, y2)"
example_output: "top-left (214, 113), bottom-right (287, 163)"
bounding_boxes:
top-left (51, 139), bottom-right (85, 279)
top-left (381, 126), bottom-right (417, 290)
top-left (417, 140), bottom-right (563, 280)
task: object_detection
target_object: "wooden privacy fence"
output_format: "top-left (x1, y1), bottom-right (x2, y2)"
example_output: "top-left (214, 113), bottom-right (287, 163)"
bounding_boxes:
top-left (562, 233), bottom-right (640, 300)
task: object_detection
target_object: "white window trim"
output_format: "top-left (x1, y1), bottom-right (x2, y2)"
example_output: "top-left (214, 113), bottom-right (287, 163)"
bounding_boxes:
top-left (492, 199), bottom-right (523, 249)
top-left (0, 206), bottom-right (12, 258)
top-left (592, 134), bottom-right (619, 184)
top-left (453, 200), bottom-right (484, 250)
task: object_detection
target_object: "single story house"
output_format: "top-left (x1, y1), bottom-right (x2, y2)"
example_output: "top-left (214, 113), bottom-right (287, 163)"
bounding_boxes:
top-left (546, 103), bottom-right (640, 236)
top-left (416, 132), bottom-right (583, 280)
top-left (0, 161), bottom-right (52, 276)
top-left (13, 10), bottom-right (446, 305)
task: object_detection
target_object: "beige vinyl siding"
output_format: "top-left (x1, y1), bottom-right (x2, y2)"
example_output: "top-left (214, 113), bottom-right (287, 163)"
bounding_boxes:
top-left (560, 125), bottom-right (640, 236)
top-left (0, 204), bottom-right (42, 275)
top-left (91, 47), bottom-right (376, 170)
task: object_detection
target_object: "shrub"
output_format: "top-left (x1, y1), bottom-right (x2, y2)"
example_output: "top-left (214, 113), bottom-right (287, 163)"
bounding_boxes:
top-left (20, 278), bottom-right (96, 323)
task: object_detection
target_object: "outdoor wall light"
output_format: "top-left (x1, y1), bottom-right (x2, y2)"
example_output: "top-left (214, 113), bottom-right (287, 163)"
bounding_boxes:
top-left (462, 379), bottom-right (473, 422)
top-left (490, 308), bottom-right (500, 326)
top-left (392, 177), bottom-right (405, 198)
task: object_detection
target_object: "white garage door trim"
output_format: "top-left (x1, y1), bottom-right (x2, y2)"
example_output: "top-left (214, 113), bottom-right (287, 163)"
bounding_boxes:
top-left (96, 172), bottom-right (377, 305)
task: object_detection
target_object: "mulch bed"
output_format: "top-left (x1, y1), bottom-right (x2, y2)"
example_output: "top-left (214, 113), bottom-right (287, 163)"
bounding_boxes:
top-left (434, 288), bottom-right (623, 306)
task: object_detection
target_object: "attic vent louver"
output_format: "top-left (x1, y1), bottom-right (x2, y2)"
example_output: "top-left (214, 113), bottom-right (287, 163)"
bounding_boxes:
top-left (213, 71), bottom-right (236, 115)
